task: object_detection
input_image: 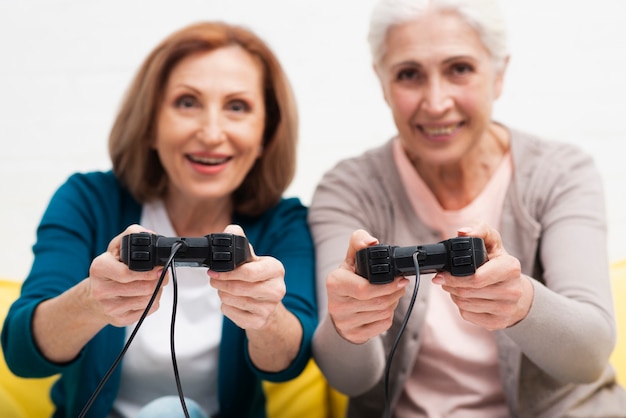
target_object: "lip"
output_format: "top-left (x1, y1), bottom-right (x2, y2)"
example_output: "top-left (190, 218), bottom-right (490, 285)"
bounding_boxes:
top-left (185, 153), bottom-right (232, 175)
top-left (417, 122), bottom-right (464, 141)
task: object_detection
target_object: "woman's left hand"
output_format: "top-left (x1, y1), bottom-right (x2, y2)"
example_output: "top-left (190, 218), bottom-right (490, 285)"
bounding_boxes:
top-left (208, 224), bottom-right (302, 372)
top-left (207, 224), bottom-right (287, 331)
top-left (432, 222), bottom-right (534, 330)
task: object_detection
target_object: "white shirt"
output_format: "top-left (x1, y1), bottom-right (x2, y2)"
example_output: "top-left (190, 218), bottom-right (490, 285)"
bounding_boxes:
top-left (111, 201), bottom-right (222, 417)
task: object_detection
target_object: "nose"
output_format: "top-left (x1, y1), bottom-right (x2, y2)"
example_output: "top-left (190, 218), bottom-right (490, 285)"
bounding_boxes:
top-left (196, 108), bottom-right (226, 144)
top-left (421, 76), bottom-right (453, 115)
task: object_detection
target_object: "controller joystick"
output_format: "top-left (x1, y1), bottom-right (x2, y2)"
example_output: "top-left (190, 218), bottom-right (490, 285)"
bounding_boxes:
top-left (120, 232), bottom-right (252, 272)
top-left (355, 236), bottom-right (488, 284)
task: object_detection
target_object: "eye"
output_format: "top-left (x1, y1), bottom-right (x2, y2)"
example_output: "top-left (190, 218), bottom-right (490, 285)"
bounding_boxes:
top-left (396, 67), bottom-right (421, 82)
top-left (227, 99), bottom-right (251, 113)
top-left (174, 94), bottom-right (199, 109)
top-left (450, 62), bottom-right (474, 76)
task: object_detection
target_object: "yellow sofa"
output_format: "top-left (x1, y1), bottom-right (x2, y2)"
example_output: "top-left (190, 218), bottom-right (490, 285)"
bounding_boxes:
top-left (3, 259), bottom-right (625, 417)
top-left (610, 259), bottom-right (626, 385)
top-left (0, 279), bottom-right (57, 418)
top-left (0, 278), bottom-right (347, 418)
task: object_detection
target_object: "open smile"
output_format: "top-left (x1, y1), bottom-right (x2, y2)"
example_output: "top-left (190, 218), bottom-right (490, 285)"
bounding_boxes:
top-left (418, 122), bottom-right (464, 138)
top-left (185, 154), bottom-right (232, 166)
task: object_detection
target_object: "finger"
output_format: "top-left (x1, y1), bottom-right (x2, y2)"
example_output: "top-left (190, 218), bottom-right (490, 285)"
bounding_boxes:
top-left (91, 269), bottom-right (165, 304)
top-left (213, 275), bottom-right (286, 301)
top-left (332, 286), bottom-right (406, 314)
top-left (343, 229), bottom-right (379, 269)
top-left (105, 299), bottom-right (163, 327)
top-left (333, 313), bottom-right (396, 344)
top-left (91, 249), bottom-right (163, 287)
top-left (444, 283), bottom-right (507, 301)
top-left (456, 304), bottom-right (520, 331)
top-left (456, 311), bottom-right (504, 331)
top-left (329, 267), bottom-right (408, 301)
top-left (211, 253), bottom-right (284, 286)
top-left (334, 308), bottom-right (396, 329)
top-left (113, 255), bottom-right (167, 284)
top-left (435, 253), bottom-right (515, 289)
top-left (220, 303), bottom-right (273, 330)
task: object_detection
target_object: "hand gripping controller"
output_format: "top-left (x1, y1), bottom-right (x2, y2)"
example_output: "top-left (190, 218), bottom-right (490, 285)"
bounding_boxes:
top-left (120, 232), bottom-right (252, 272)
top-left (355, 236), bottom-right (488, 284)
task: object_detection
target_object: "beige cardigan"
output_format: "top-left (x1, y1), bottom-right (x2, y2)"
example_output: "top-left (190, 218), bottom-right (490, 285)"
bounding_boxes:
top-left (309, 128), bottom-right (626, 418)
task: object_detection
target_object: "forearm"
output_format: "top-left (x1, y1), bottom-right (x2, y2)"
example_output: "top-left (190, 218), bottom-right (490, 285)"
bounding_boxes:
top-left (32, 279), bottom-right (107, 363)
top-left (504, 278), bottom-right (615, 382)
top-left (246, 303), bottom-right (303, 372)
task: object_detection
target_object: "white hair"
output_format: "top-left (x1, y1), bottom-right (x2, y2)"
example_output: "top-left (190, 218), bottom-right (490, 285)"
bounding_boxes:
top-left (368, 0), bottom-right (509, 70)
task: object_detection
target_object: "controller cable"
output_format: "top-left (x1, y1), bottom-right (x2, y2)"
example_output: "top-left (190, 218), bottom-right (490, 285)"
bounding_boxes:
top-left (78, 241), bottom-right (190, 418)
top-left (383, 251), bottom-right (421, 418)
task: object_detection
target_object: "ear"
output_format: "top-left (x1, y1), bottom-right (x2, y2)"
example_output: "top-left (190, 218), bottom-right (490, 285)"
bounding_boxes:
top-left (493, 55), bottom-right (510, 100)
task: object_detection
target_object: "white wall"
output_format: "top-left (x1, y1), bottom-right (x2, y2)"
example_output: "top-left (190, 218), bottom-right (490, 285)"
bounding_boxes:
top-left (1, 0), bottom-right (625, 281)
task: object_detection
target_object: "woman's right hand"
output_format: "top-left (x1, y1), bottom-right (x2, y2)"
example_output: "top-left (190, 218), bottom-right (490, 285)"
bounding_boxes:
top-left (86, 224), bottom-right (168, 327)
top-left (326, 229), bottom-right (409, 344)
top-left (33, 224), bottom-right (168, 363)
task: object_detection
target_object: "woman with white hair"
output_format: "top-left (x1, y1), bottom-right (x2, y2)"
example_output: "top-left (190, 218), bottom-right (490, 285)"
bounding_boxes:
top-left (309, 0), bottom-right (626, 416)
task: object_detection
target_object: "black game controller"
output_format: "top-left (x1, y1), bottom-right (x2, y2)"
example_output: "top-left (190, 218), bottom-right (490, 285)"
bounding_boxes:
top-left (355, 236), bottom-right (488, 284)
top-left (120, 232), bottom-right (252, 272)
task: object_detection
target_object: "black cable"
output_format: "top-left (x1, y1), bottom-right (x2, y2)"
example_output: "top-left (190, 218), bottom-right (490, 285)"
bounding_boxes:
top-left (169, 257), bottom-right (190, 418)
top-left (384, 251), bottom-right (421, 418)
top-left (78, 241), bottom-right (184, 418)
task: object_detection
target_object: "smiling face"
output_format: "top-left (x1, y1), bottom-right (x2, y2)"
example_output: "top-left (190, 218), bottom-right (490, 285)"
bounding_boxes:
top-left (154, 45), bottom-right (266, 206)
top-left (375, 8), bottom-right (506, 168)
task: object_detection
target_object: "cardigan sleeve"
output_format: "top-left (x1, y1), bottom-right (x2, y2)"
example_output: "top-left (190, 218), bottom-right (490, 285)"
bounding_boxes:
top-left (504, 140), bottom-right (615, 383)
top-left (1, 171), bottom-right (140, 378)
top-left (307, 153), bottom-right (394, 396)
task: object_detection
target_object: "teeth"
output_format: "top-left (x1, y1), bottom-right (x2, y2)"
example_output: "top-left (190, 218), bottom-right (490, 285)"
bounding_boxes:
top-left (188, 155), bottom-right (228, 165)
top-left (422, 125), bottom-right (457, 136)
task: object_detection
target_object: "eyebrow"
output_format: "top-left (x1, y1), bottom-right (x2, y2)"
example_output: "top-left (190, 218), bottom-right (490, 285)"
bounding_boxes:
top-left (390, 54), bottom-right (477, 70)
top-left (169, 83), bottom-right (202, 94)
top-left (442, 55), bottom-right (477, 64)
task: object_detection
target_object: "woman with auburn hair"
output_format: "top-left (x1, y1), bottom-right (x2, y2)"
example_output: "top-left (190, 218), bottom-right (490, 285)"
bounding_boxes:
top-left (2, 21), bottom-right (317, 418)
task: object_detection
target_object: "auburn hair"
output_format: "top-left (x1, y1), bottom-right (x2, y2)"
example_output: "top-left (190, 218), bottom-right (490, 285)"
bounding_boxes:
top-left (109, 21), bottom-right (298, 216)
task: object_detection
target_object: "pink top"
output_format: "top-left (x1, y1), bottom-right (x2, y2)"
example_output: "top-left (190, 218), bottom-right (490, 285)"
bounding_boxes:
top-left (392, 138), bottom-right (512, 418)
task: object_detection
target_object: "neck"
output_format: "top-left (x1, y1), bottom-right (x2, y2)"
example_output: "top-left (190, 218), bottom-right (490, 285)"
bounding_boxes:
top-left (411, 123), bottom-right (510, 210)
top-left (162, 193), bottom-right (234, 237)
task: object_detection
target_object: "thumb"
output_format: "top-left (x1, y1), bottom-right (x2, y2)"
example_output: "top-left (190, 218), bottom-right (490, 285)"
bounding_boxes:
top-left (457, 222), bottom-right (504, 256)
top-left (223, 224), bottom-right (257, 259)
top-left (224, 224), bottom-right (245, 237)
top-left (343, 229), bottom-right (379, 269)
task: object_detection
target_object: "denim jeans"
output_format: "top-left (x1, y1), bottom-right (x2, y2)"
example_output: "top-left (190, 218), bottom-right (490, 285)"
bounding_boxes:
top-left (135, 396), bottom-right (208, 418)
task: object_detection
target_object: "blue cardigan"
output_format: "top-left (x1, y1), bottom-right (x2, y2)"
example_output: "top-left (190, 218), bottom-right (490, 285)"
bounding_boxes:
top-left (1, 171), bottom-right (318, 418)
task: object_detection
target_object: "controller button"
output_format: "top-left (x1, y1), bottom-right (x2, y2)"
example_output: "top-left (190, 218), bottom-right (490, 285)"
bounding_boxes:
top-left (213, 251), bottom-right (232, 261)
top-left (452, 255), bottom-right (472, 266)
top-left (212, 236), bottom-right (232, 247)
top-left (450, 241), bottom-right (470, 251)
top-left (371, 264), bottom-right (391, 274)
top-left (369, 248), bottom-right (390, 259)
top-left (131, 236), bottom-right (151, 246)
top-left (132, 251), bottom-right (150, 261)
